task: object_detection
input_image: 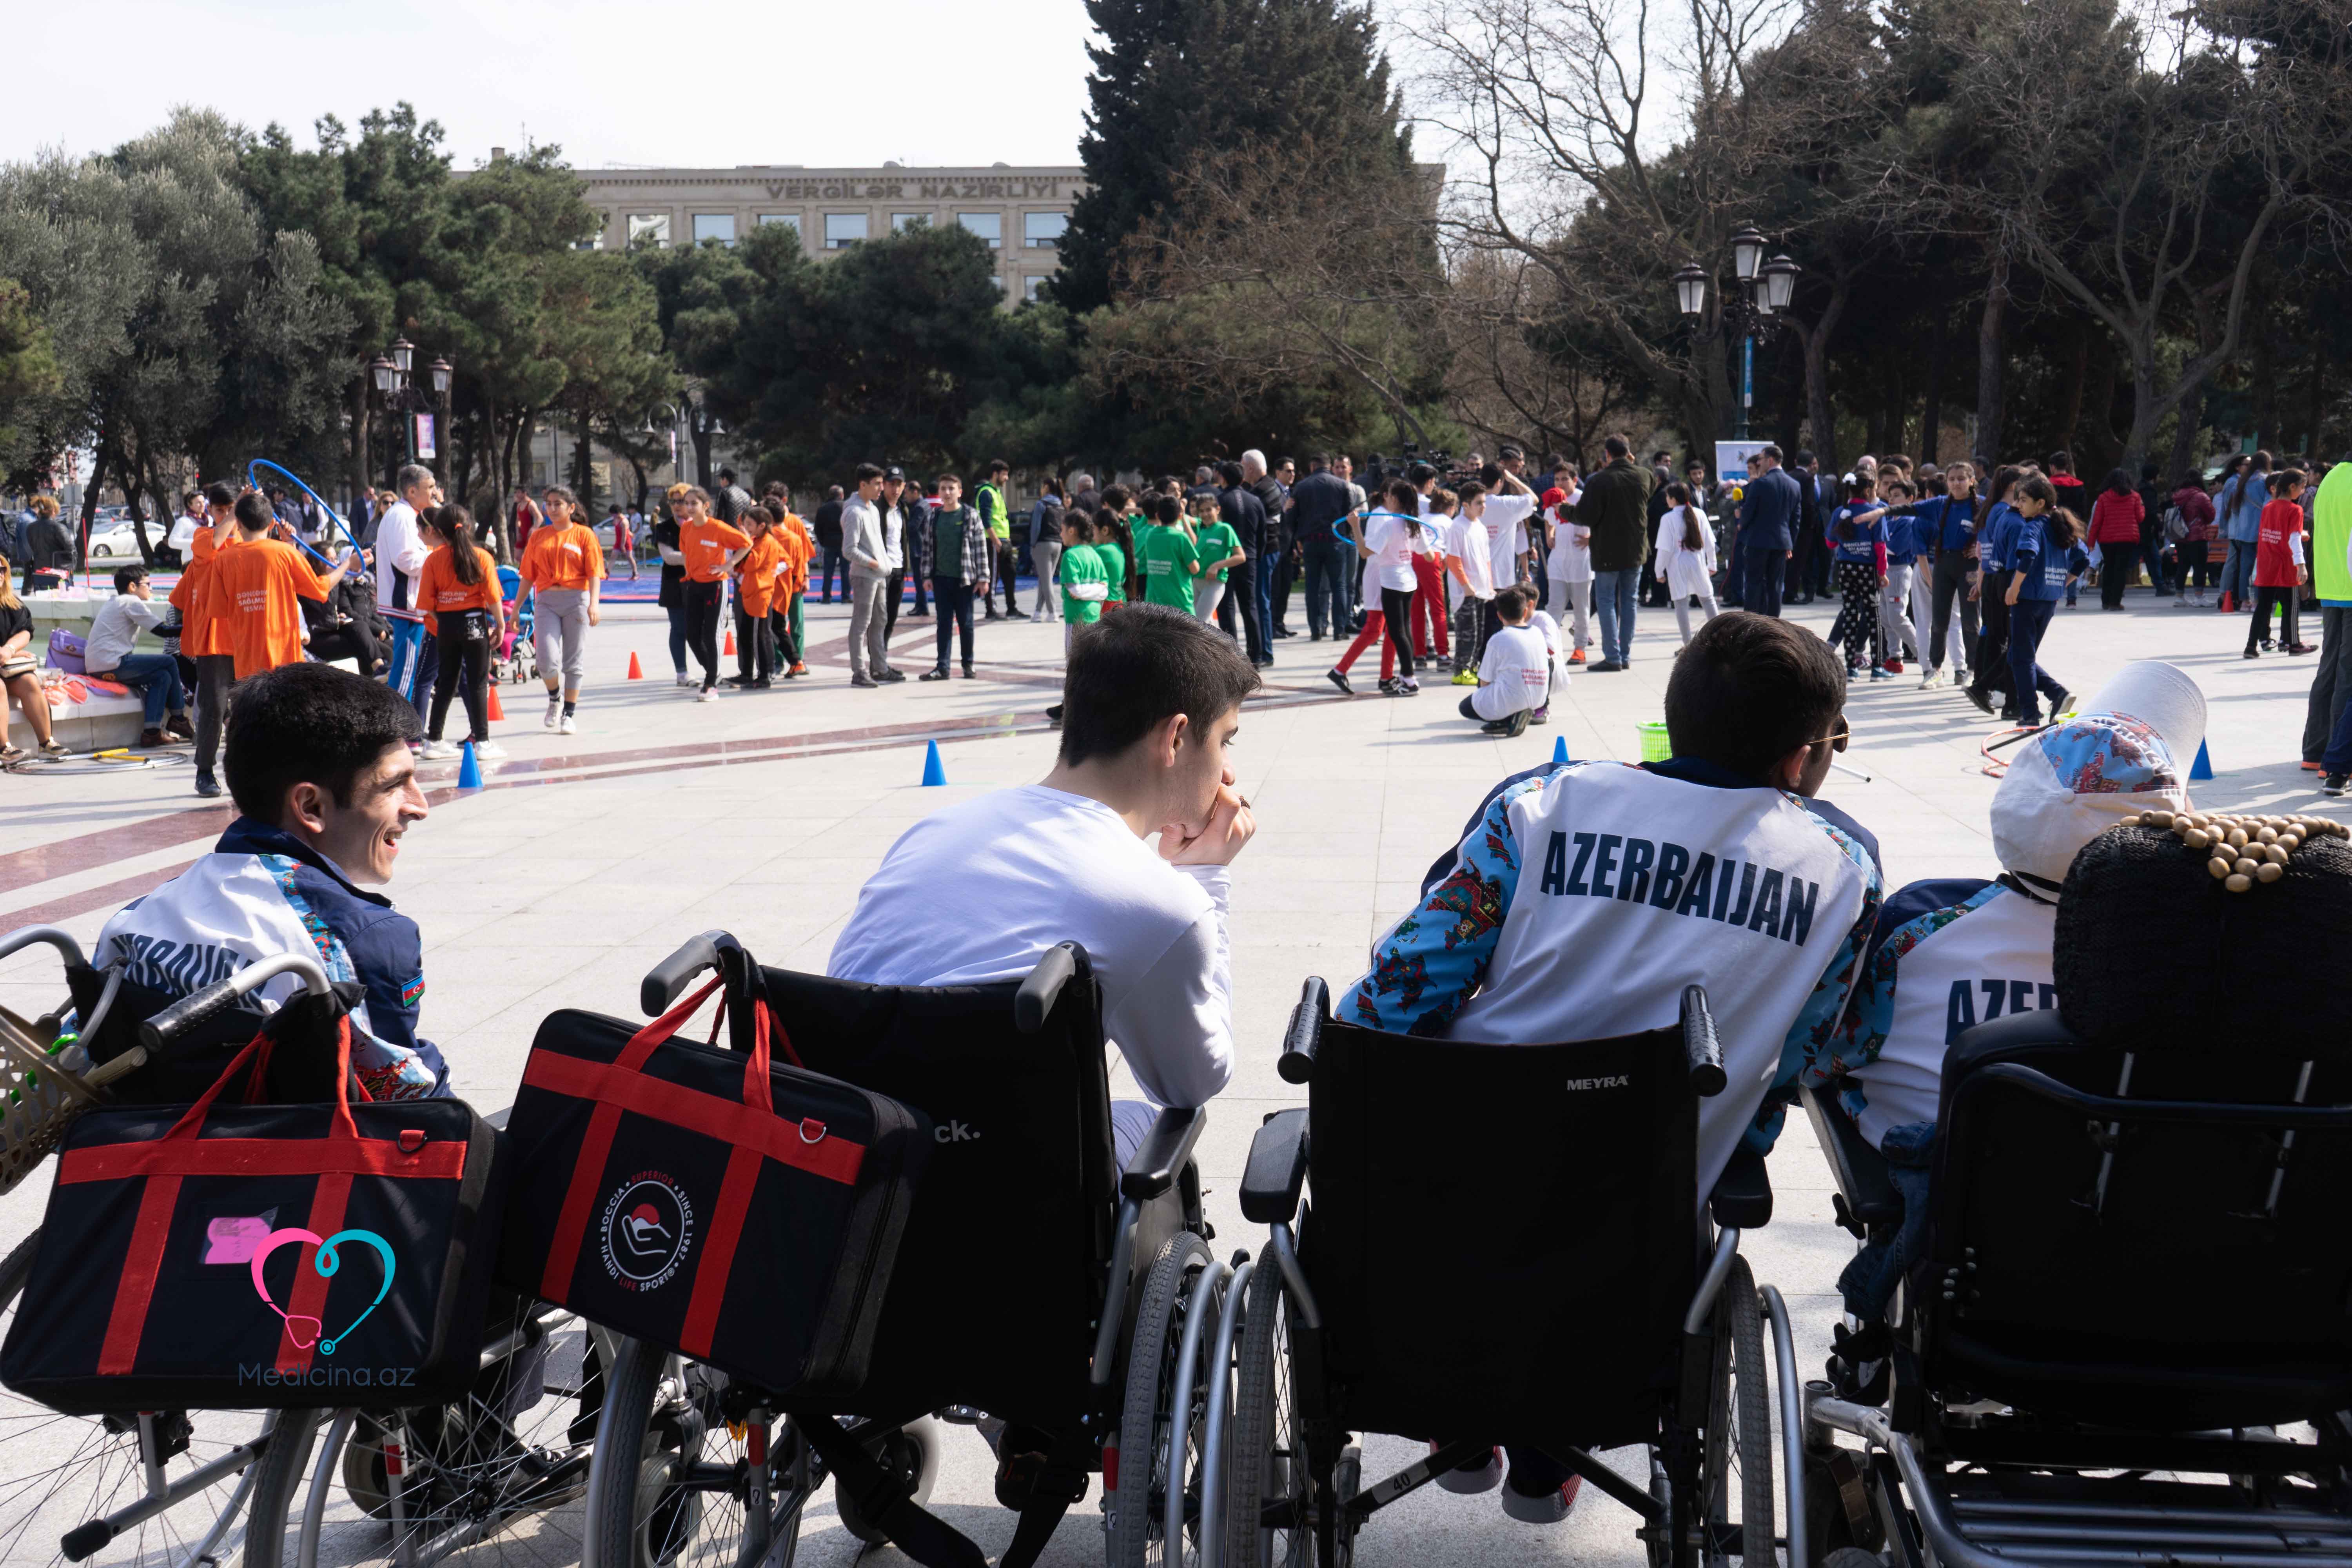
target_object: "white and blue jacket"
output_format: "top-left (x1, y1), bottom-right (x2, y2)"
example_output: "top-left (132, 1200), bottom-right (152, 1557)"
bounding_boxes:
top-left (94, 818), bottom-right (448, 1100)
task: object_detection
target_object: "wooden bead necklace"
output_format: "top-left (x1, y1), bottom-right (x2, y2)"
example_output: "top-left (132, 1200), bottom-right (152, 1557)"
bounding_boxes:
top-left (2124, 809), bottom-right (2350, 893)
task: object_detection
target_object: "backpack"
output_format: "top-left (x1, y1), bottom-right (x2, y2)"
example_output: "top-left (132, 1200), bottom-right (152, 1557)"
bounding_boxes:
top-left (2162, 504), bottom-right (2188, 544)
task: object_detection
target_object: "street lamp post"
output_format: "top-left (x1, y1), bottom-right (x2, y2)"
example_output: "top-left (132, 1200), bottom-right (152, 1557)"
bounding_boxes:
top-left (369, 341), bottom-right (456, 489)
top-left (1673, 230), bottom-right (1803, 441)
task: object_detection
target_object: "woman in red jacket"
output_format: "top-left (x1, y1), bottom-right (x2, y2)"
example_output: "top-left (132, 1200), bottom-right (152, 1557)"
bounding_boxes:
top-left (2088, 468), bottom-right (2145, 612)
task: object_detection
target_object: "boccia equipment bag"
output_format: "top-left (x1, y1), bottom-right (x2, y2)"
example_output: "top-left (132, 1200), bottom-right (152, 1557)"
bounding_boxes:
top-left (0, 1019), bottom-right (503, 1414)
top-left (497, 978), bottom-right (929, 1401)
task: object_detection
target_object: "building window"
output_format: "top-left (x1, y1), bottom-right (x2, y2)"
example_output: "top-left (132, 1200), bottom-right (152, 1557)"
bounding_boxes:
top-left (892, 212), bottom-right (929, 231)
top-left (824, 212), bottom-right (868, 249)
top-left (757, 212), bottom-right (800, 232)
top-left (1024, 211), bottom-right (1068, 249)
top-left (627, 213), bottom-right (671, 248)
top-left (958, 211), bottom-right (1002, 249)
top-left (574, 216), bottom-right (606, 251)
top-left (1023, 275), bottom-right (1047, 302)
top-left (691, 213), bottom-right (737, 246)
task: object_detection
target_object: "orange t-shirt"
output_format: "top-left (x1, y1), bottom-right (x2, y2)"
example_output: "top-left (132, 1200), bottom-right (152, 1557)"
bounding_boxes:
top-left (201, 537), bottom-right (328, 680)
top-left (170, 527), bottom-right (231, 657)
top-left (414, 544), bottom-right (501, 637)
top-left (734, 533), bottom-right (785, 617)
top-left (776, 515), bottom-right (813, 596)
top-left (519, 522), bottom-right (605, 593)
top-left (680, 519), bottom-right (751, 583)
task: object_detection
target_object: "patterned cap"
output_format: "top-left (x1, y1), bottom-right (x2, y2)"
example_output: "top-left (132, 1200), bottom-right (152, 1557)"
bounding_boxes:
top-left (1991, 662), bottom-right (2205, 894)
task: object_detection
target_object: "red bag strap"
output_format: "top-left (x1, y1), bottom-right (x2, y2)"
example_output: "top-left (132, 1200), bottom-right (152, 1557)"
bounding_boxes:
top-left (617, 976), bottom-right (725, 1073)
top-left (162, 1014), bottom-right (359, 1142)
top-left (610, 973), bottom-right (804, 1113)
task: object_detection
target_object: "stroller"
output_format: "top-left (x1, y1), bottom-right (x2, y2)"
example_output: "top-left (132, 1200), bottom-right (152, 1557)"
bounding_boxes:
top-left (494, 563), bottom-right (537, 685)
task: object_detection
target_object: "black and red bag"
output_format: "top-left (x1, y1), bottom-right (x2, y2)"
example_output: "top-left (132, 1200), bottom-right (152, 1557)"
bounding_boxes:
top-left (0, 1020), bottom-right (504, 1414)
top-left (496, 978), bottom-right (928, 1399)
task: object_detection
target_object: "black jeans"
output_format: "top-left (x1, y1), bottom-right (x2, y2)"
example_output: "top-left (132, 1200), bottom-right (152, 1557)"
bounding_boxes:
top-left (427, 613), bottom-right (490, 742)
top-left (885, 570), bottom-right (905, 638)
top-left (932, 578), bottom-right (975, 670)
top-left (307, 618), bottom-right (383, 675)
top-left (1380, 586), bottom-right (1416, 679)
top-left (735, 602), bottom-right (775, 682)
top-left (2099, 553), bottom-right (2131, 610)
top-left (683, 580), bottom-right (724, 688)
top-left (1970, 571), bottom-right (2014, 700)
top-left (1928, 551), bottom-right (1979, 674)
top-left (193, 653), bottom-right (235, 772)
top-left (819, 547), bottom-right (847, 602)
top-left (1229, 558), bottom-right (1267, 661)
top-left (2248, 585), bottom-right (2301, 652)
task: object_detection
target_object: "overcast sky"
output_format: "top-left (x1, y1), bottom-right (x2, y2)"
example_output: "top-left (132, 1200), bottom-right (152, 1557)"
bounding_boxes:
top-left (6, 0), bottom-right (1105, 170)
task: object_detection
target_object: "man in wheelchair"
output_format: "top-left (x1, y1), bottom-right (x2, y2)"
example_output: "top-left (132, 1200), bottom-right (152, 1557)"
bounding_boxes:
top-left (830, 603), bottom-right (1259, 1169)
top-left (1818, 660), bottom-right (2203, 1399)
top-left (1342, 610), bottom-right (1883, 1522)
top-left (90, 662), bottom-right (447, 1102)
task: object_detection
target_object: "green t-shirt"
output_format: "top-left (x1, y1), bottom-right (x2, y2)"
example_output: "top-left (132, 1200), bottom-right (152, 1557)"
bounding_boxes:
top-left (1195, 521), bottom-right (1242, 582)
top-left (931, 505), bottom-right (970, 581)
top-left (1140, 525), bottom-right (1201, 613)
top-left (1060, 543), bottom-right (1107, 625)
top-left (1095, 540), bottom-right (1127, 602)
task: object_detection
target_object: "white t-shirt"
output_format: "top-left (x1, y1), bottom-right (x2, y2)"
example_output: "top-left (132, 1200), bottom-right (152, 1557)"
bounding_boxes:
top-left (828, 784), bottom-right (1235, 1111)
top-left (1472, 621), bottom-right (1553, 719)
top-left (1482, 493), bottom-right (1538, 591)
top-left (85, 593), bottom-right (166, 674)
top-left (1444, 512), bottom-right (1496, 603)
top-left (1361, 512), bottom-right (1422, 593)
top-left (168, 512), bottom-right (201, 554)
top-left (374, 500), bottom-right (428, 615)
top-left (1546, 493), bottom-right (1592, 585)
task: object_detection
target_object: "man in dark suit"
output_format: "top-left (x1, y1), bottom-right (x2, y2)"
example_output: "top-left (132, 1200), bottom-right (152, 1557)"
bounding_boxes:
top-left (1287, 454), bottom-right (1356, 639)
top-left (1218, 461), bottom-right (1272, 666)
top-left (1736, 444), bottom-right (1803, 619)
top-left (1788, 449), bottom-right (1826, 605)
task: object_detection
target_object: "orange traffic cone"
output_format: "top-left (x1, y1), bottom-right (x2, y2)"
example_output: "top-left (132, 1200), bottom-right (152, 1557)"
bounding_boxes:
top-left (626, 651), bottom-right (644, 680)
top-left (724, 628), bottom-right (738, 657)
top-left (485, 683), bottom-right (505, 722)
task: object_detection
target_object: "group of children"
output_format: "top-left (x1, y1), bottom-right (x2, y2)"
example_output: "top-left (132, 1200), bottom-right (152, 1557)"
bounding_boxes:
top-left (1054, 482), bottom-right (1247, 646)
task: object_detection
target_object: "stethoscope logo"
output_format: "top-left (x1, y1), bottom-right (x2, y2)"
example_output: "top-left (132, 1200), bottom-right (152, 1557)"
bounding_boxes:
top-left (249, 1228), bottom-right (396, 1355)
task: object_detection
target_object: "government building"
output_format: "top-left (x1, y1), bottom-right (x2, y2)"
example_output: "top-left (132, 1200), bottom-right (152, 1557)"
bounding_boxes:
top-left (566, 162), bottom-right (1085, 303)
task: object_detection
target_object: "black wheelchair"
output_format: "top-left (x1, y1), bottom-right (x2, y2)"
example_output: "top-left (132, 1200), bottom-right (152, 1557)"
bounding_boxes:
top-left (1217, 977), bottom-right (1805, 1567)
top-left (1800, 1008), bottom-right (2352, 1568)
top-left (581, 931), bottom-right (1218, 1568)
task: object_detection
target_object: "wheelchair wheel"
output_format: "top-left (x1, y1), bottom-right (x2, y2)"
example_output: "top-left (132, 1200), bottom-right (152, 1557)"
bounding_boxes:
top-left (1222, 1260), bottom-right (1307, 1568)
top-left (1703, 1257), bottom-right (1775, 1568)
top-left (831, 1415), bottom-right (942, 1545)
top-left (0, 1228), bottom-right (275, 1568)
top-left (1109, 1229), bottom-right (1215, 1567)
top-left (584, 1333), bottom-right (815, 1568)
top-left (242, 1297), bottom-right (599, 1568)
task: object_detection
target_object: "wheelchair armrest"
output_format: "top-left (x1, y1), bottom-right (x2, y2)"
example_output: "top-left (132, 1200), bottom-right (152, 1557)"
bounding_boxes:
top-left (1797, 1085), bottom-right (1903, 1228)
top-left (1119, 1106), bottom-right (1207, 1201)
top-left (1708, 1146), bottom-right (1774, 1230)
top-left (1239, 1109), bottom-right (1309, 1224)
top-left (1015, 943), bottom-right (1086, 1033)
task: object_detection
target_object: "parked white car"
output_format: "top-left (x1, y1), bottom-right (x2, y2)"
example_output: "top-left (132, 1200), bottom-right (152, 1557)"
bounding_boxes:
top-left (85, 521), bottom-right (145, 559)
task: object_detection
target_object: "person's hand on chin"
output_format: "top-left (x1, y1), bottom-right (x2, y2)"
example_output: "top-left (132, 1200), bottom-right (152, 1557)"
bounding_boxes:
top-left (1157, 778), bottom-right (1256, 867)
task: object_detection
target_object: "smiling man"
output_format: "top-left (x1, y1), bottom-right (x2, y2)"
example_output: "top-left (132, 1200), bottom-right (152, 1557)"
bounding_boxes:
top-left (92, 662), bottom-right (446, 1102)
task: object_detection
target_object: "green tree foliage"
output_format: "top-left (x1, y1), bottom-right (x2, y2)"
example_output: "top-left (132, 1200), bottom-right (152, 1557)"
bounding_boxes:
top-left (0, 279), bottom-right (63, 483)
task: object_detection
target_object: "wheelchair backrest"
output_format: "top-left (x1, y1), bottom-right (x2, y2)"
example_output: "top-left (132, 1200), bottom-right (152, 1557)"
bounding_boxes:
top-left (1924, 1009), bottom-right (2352, 1424)
top-left (1305, 1016), bottom-right (1699, 1452)
top-left (758, 959), bottom-right (1118, 1426)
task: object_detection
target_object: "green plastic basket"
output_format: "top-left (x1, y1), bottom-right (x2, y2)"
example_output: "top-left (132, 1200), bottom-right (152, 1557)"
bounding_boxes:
top-left (1638, 721), bottom-right (1673, 764)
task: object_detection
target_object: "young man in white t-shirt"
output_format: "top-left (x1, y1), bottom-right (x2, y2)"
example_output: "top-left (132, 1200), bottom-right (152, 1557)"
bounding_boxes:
top-left (1461, 585), bottom-right (1552, 738)
top-left (1444, 484), bottom-right (1500, 684)
top-left (829, 604), bottom-right (1260, 1167)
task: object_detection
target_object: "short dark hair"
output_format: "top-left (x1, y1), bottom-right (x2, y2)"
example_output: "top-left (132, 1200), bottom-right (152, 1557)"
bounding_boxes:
top-left (225, 663), bottom-right (421, 822)
top-left (1493, 583), bottom-right (1534, 618)
top-left (1499, 443), bottom-right (1525, 460)
top-left (1216, 461), bottom-right (1244, 487)
top-left (2047, 449), bottom-right (2074, 473)
top-left (1760, 443), bottom-right (1783, 463)
top-left (1603, 435), bottom-right (1631, 459)
top-left (853, 463), bottom-right (884, 483)
top-left (1156, 494), bottom-right (1183, 526)
top-left (1310, 452), bottom-right (1332, 470)
top-left (719, 467), bottom-right (737, 482)
top-left (987, 459), bottom-right (1009, 476)
top-left (1663, 613), bottom-right (1847, 784)
top-left (233, 492), bottom-right (274, 532)
top-left (1407, 461), bottom-right (1436, 486)
top-left (826, 485), bottom-right (845, 501)
top-left (935, 471), bottom-right (962, 488)
top-left (1058, 604), bottom-right (1260, 768)
top-left (205, 482), bottom-right (235, 509)
top-left (113, 564), bottom-right (147, 593)
top-left (1794, 449), bottom-right (1816, 468)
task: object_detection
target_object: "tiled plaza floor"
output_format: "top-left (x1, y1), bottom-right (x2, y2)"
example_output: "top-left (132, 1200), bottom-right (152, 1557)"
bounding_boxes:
top-left (0, 581), bottom-right (2331, 1566)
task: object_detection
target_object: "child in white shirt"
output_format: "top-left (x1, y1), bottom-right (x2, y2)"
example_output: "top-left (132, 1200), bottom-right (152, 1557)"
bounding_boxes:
top-left (1543, 474), bottom-right (1592, 666)
top-left (1461, 585), bottom-right (1551, 737)
top-left (1653, 483), bottom-right (1722, 645)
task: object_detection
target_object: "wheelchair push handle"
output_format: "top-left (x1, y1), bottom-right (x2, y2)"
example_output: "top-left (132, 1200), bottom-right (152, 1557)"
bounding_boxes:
top-left (1014, 943), bottom-right (1086, 1033)
top-left (1278, 976), bottom-right (1330, 1085)
top-left (1681, 984), bottom-right (1726, 1097)
top-left (0, 924), bottom-right (87, 970)
top-left (640, 930), bottom-right (750, 1017)
top-left (138, 951), bottom-right (334, 1055)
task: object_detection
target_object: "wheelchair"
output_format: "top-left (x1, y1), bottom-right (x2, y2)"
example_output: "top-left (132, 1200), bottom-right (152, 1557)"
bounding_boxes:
top-left (580, 931), bottom-right (1218, 1568)
top-left (1799, 1008), bottom-right (2352, 1568)
top-left (1216, 977), bottom-right (1806, 1568)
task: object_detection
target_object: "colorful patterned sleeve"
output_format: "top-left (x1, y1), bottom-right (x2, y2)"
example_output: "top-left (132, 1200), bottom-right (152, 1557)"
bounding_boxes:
top-left (1746, 808), bottom-right (1883, 1154)
top-left (1825, 885), bottom-right (1998, 1127)
top-left (1343, 776), bottom-right (1538, 1036)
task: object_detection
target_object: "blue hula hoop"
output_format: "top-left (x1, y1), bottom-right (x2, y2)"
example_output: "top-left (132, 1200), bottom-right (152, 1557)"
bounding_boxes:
top-left (246, 459), bottom-right (359, 570)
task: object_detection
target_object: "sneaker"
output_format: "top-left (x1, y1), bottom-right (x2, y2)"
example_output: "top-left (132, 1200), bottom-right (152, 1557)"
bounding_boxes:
top-left (1530, 704), bottom-right (1549, 724)
top-left (194, 769), bottom-right (221, 797)
top-left (1568, 649), bottom-right (1586, 666)
top-left (1499, 1472), bottom-right (1583, 1525)
top-left (1451, 669), bottom-right (1478, 686)
top-left (698, 686), bottom-right (719, 701)
top-left (1433, 1445), bottom-right (1503, 1495)
top-left (543, 697), bottom-right (562, 730)
top-left (1327, 669), bottom-right (1353, 696)
top-left (2303, 760), bottom-right (2326, 772)
top-left (788, 662), bottom-right (809, 677)
top-left (559, 713), bottom-right (577, 735)
top-left (1503, 707), bottom-right (1528, 737)
top-left (1868, 666), bottom-right (1894, 681)
top-left (474, 740), bottom-right (507, 760)
top-left (420, 739), bottom-right (460, 760)
top-left (2175, 595), bottom-right (2189, 606)
top-left (165, 712), bottom-right (195, 739)
top-left (1378, 677), bottom-right (1399, 695)
top-left (1590, 660), bottom-right (1625, 673)
top-left (1886, 658), bottom-right (1905, 674)
top-left (1827, 1322), bottom-right (1892, 1405)
top-left (2326, 774), bottom-right (2348, 797)
top-left (920, 668), bottom-right (951, 682)
top-left (1399, 678), bottom-right (1421, 695)
top-left (748, 678), bottom-right (772, 689)
top-left (879, 668), bottom-right (908, 683)
top-left (674, 672), bottom-right (695, 687)
top-left (1964, 685), bottom-right (1993, 715)
top-left (851, 674), bottom-right (879, 688)
top-left (1918, 670), bottom-right (1940, 690)
top-left (2244, 648), bottom-right (2260, 660)
top-left (723, 675), bottom-right (751, 687)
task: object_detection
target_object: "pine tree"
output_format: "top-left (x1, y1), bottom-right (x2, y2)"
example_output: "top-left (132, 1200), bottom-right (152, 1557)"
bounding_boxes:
top-left (1053, 0), bottom-right (1414, 315)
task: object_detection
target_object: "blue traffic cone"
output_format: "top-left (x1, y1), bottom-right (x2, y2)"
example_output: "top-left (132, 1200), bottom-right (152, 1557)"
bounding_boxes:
top-left (1551, 735), bottom-right (1569, 767)
top-left (920, 739), bottom-right (947, 787)
top-left (457, 739), bottom-right (485, 789)
top-left (2190, 738), bottom-right (2214, 781)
